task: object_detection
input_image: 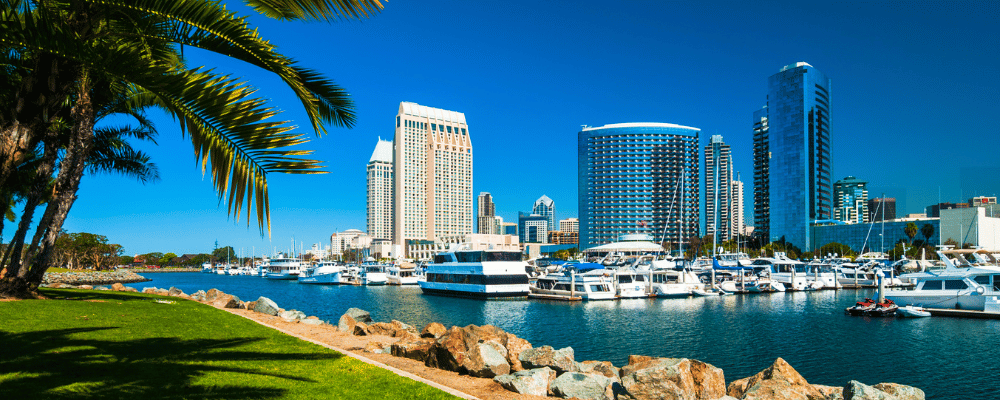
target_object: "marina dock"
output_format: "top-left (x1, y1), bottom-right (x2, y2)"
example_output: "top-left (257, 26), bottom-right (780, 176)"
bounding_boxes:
top-left (527, 293), bottom-right (582, 301)
top-left (926, 309), bottom-right (1000, 319)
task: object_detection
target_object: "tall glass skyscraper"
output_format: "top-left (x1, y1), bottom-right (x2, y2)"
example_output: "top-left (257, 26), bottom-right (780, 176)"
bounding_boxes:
top-left (705, 135), bottom-right (732, 242)
top-left (578, 123), bottom-right (700, 250)
top-left (754, 62), bottom-right (832, 250)
top-left (532, 195), bottom-right (555, 232)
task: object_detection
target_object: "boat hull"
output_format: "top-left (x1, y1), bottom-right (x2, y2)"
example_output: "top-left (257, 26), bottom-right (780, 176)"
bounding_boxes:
top-left (297, 274), bottom-right (341, 284)
top-left (266, 272), bottom-right (299, 280)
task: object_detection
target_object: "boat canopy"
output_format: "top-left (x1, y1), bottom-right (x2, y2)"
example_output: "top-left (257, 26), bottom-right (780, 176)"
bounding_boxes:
top-left (712, 259), bottom-right (753, 270)
top-left (585, 241), bottom-right (664, 253)
top-left (569, 263), bottom-right (606, 273)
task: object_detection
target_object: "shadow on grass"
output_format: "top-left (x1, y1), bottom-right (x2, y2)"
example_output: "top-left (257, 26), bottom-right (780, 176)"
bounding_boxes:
top-left (0, 326), bottom-right (344, 399)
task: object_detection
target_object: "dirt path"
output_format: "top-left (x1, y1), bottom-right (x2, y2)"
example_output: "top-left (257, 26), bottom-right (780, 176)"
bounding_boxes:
top-left (226, 309), bottom-right (550, 400)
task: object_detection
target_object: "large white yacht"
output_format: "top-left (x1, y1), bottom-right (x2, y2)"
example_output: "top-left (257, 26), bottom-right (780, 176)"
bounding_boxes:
top-left (360, 261), bottom-right (388, 285)
top-left (530, 264), bottom-right (616, 300)
top-left (298, 261), bottom-right (346, 284)
top-left (419, 250), bottom-right (530, 298)
top-left (649, 265), bottom-right (704, 298)
top-left (753, 254), bottom-right (827, 291)
top-left (265, 255), bottom-right (303, 280)
top-left (387, 264), bottom-right (421, 285)
top-left (885, 249), bottom-right (1000, 311)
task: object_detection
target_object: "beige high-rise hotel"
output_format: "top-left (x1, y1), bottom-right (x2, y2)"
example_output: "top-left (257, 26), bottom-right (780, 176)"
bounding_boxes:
top-left (393, 102), bottom-right (473, 244)
top-left (366, 138), bottom-right (394, 240)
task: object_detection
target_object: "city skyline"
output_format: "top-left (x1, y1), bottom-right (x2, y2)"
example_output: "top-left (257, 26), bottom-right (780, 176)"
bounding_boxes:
top-left (33, 0), bottom-right (999, 254)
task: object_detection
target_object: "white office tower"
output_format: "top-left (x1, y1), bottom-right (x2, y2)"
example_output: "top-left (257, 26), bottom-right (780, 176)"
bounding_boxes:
top-left (705, 135), bottom-right (733, 242)
top-left (367, 138), bottom-right (394, 240)
top-left (393, 102), bottom-right (473, 243)
top-left (731, 178), bottom-right (745, 237)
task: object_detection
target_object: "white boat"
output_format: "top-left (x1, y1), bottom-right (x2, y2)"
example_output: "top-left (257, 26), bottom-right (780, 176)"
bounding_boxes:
top-left (360, 262), bottom-right (388, 285)
top-left (419, 250), bottom-right (530, 298)
top-left (201, 263), bottom-right (213, 273)
top-left (612, 268), bottom-right (649, 298)
top-left (298, 261), bottom-right (346, 284)
top-left (897, 305), bottom-right (931, 318)
top-left (265, 255), bottom-right (303, 280)
top-left (692, 288), bottom-right (731, 296)
top-left (885, 249), bottom-right (1000, 311)
top-left (387, 264), bottom-right (420, 285)
top-left (649, 263), bottom-right (704, 298)
top-left (755, 253), bottom-right (828, 291)
top-left (530, 264), bottom-right (616, 300)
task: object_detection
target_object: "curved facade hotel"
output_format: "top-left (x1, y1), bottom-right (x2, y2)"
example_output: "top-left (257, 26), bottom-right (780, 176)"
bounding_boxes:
top-left (577, 123), bottom-right (700, 250)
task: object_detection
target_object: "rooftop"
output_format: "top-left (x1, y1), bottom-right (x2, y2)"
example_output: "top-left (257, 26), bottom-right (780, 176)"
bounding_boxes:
top-left (581, 122), bottom-right (700, 132)
top-left (369, 138), bottom-right (393, 163)
top-left (399, 102), bottom-right (467, 124)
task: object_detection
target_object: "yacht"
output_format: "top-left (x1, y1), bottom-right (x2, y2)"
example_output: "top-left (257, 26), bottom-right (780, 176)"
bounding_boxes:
top-left (612, 268), bottom-right (649, 298)
top-left (530, 264), bottom-right (616, 300)
top-left (885, 249), bottom-right (1000, 311)
top-left (201, 262), bottom-right (213, 273)
top-left (753, 254), bottom-right (826, 291)
top-left (359, 261), bottom-right (388, 285)
top-left (419, 250), bottom-right (530, 298)
top-left (265, 255), bottom-right (303, 280)
top-left (649, 267), bottom-right (704, 298)
top-left (387, 264), bottom-right (421, 285)
top-left (298, 261), bottom-right (347, 284)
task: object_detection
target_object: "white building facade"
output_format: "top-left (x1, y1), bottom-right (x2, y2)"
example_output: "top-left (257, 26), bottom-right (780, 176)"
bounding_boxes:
top-left (393, 102), bottom-right (473, 244)
top-left (559, 217), bottom-right (579, 233)
top-left (367, 138), bottom-right (394, 240)
top-left (731, 178), bottom-right (745, 237)
top-left (407, 233), bottom-right (520, 261)
top-left (330, 229), bottom-right (373, 256)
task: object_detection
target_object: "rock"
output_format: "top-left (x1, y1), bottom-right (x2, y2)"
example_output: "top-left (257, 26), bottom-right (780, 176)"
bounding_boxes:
top-left (96, 286), bottom-right (111, 291)
top-left (550, 372), bottom-right (615, 400)
top-left (252, 296), bottom-right (280, 316)
top-left (503, 333), bottom-right (532, 372)
top-left (78, 284), bottom-right (93, 290)
top-left (464, 341), bottom-right (511, 378)
top-left (300, 319), bottom-right (323, 326)
top-left (605, 381), bottom-right (638, 400)
top-left (344, 307), bottom-right (372, 323)
top-left (726, 358), bottom-right (823, 400)
top-left (391, 339), bottom-right (436, 362)
top-left (426, 326), bottom-right (476, 372)
top-left (124, 287), bottom-right (138, 292)
top-left (111, 283), bottom-right (125, 291)
top-left (367, 322), bottom-right (396, 336)
top-left (306, 316), bottom-right (320, 320)
top-left (519, 345), bottom-right (577, 374)
top-left (211, 294), bottom-right (242, 309)
top-left (153, 288), bottom-right (170, 296)
top-left (578, 360), bottom-right (621, 384)
top-left (843, 381), bottom-right (924, 400)
top-left (421, 322), bottom-right (448, 338)
top-left (338, 314), bottom-right (357, 332)
top-left (621, 356), bottom-right (725, 400)
top-left (353, 321), bottom-right (369, 336)
top-left (205, 288), bottom-right (224, 302)
top-left (191, 290), bottom-right (207, 301)
top-left (167, 287), bottom-right (185, 297)
top-left (279, 310), bottom-right (306, 321)
top-left (814, 385), bottom-right (845, 400)
top-left (494, 367), bottom-right (556, 397)
top-left (364, 341), bottom-right (389, 353)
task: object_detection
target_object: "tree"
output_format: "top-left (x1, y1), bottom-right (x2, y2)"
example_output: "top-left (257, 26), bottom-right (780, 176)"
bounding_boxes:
top-left (212, 247), bottom-right (236, 263)
top-left (904, 222), bottom-right (918, 245)
top-left (141, 253), bottom-right (164, 266)
top-left (816, 242), bottom-right (856, 259)
top-left (921, 224), bottom-right (935, 245)
top-left (553, 249), bottom-right (570, 260)
top-left (0, 0), bottom-right (384, 299)
top-left (118, 255), bottom-right (134, 266)
top-left (159, 252), bottom-right (178, 266)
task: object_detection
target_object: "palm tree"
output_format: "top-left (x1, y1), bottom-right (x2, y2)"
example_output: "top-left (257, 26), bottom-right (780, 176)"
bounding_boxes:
top-left (904, 222), bottom-right (918, 245)
top-left (921, 223), bottom-right (935, 246)
top-left (0, 0), bottom-right (383, 298)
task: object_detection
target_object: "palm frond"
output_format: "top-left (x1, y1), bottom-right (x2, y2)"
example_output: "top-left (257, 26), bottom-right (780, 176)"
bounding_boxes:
top-left (88, 126), bottom-right (160, 184)
top-left (243, 0), bottom-right (383, 22)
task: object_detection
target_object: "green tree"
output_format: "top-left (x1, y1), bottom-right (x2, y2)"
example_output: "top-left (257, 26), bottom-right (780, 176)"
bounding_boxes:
top-left (553, 249), bottom-right (570, 260)
top-left (118, 255), bottom-right (134, 266)
top-left (904, 222), bottom-right (918, 245)
top-left (921, 223), bottom-right (935, 245)
top-left (212, 247), bottom-right (236, 262)
top-left (0, 0), bottom-right (383, 299)
top-left (159, 252), bottom-right (178, 266)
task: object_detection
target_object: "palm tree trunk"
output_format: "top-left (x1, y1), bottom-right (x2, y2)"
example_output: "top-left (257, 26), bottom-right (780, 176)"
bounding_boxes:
top-left (2, 141), bottom-right (59, 278)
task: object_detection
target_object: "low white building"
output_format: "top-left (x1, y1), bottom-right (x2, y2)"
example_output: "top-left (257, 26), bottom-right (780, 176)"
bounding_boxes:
top-left (407, 233), bottom-right (520, 261)
top-left (940, 206), bottom-right (1000, 249)
top-left (330, 229), bottom-right (372, 257)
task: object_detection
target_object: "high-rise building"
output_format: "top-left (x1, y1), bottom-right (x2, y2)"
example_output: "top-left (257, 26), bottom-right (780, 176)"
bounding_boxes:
top-left (559, 217), bottom-right (579, 233)
top-left (578, 123), bottom-right (700, 250)
top-left (501, 222), bottom-right (518, 237)
top-left (518, 212), bottom-right (549, 243)
top-left (833, 176), bottom-right (868, 224)
top-left (752, 106), bottom-right (770, 242)
top-left (477, 192), bottom-right (496, 234)
top-left (731, 177), bottom-right (745, 237)
top-left (366, 138), bottom-right (394, 240)
top-left (392, 102), bottom-right (473, 244)
top-left (705, 135), bottom-right (733, 242)
top-left (868, 197), bottom-right (897, 222)
top-left (532, 195), bottom-right (555, 232)
top-left (754, 62), bottom-right (832, 250)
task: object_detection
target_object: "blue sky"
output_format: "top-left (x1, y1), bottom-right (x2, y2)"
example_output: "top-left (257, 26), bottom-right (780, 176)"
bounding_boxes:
top-left (26, 0), bottom-right (1000, 255)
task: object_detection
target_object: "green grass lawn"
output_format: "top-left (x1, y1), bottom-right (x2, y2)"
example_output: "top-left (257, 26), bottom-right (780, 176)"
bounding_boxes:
top-left (0, 289), bottom-right (459, 399)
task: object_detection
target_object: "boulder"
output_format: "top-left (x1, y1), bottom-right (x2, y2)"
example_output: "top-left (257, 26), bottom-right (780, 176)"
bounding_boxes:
top-left (367, 322), bottom-right (397, 336)
top-left (338, 314), bottom-right (358, 332)
top-left (494, 367), bottom-right (556, 397)
top-left (124, 287), bottom-right (139, 293)
top-left (279, 310), bottom-right (306, 321)
top-left (192, 290), bottom-right (208, 302)
top-left (550, 372), bottom-right (615, 400)
top-left (391, 339), bottom-right (436, 362)
top-left (426, 326), bottom-right (476, 372)
top-left (605, 381), bottom-right (638, 400)
top-left (578, 360), bottom-right (621, 383)
top-left (364, 341), bottom-right (389, 354)
top-left (96, 286), bottom-right (111, 291)
top-left (300, 319), bottom-right (324, 326)
top-left (210, 294), bottom-right (242, 309)
top-left (205, 288), bottom-right (225, 302)
top-left (726, 358), bottom-right (825, 400)
top-left (78, 285), bottom-right (94, 290)
top-left (464, 341), bottom-right (511, 378)
top-left (519, 345), bottom-right (577, 374)
top-left (167, 287), bottom-right (185, 297)
top-left (843, 381), bottom-right (924, 400)
top-left (503, 333), bottom-right (532, 372)
top-left (252, 296), bottom-right (280, 316)
top-left (244, 301), bottom-right (256, 310)
top-left (344, 307), bottom-right (372, 323)
top-left (353, 321), bottom-right (369, 336)
top-left (111, 283), bottom-right (125, 291)
top-left (814, 385), bottom-right (844, 400)
top-left (153, 288), bottom-right (170, 296)
top-left (621, 356), bottom-right (725, 400)
top-left (421, 322), bottom-right (448, 339)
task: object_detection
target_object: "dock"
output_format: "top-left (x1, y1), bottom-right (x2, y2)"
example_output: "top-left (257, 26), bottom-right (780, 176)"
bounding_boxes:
top-left (926, 309), bottom-right (1000, 319)
top-left (527, 293), bottom-right (582, 301)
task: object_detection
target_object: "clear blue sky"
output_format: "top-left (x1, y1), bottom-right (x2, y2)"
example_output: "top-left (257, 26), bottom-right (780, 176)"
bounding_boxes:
top-left (25, 0), bottom-right (1000, 256)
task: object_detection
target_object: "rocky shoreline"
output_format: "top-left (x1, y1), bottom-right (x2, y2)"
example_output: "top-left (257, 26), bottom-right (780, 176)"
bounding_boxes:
top-left (42, 270), bottom-right (150, 286)
top-left (41, 284), bottom-right (925, 400)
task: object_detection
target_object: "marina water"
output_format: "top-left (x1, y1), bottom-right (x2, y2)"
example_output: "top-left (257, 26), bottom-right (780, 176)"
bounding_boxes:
top-left (131, 273), bottom-right (994, 399)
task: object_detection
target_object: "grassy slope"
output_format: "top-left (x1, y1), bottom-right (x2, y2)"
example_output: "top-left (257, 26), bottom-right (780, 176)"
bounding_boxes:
top-left (0, 289), bottom-right (458, 400)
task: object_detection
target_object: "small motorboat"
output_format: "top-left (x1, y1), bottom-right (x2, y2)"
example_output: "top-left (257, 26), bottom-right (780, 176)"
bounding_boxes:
top-left (693, 288), bottom-right (731, 296)
top-left (897, 305), bottom-right (931, 318)
top-left (846, 297), bottom-right (898, 317)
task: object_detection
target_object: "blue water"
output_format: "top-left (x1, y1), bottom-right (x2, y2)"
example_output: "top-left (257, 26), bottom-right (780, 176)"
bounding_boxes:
top-left (131, 273), bottom-right (994, 399)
